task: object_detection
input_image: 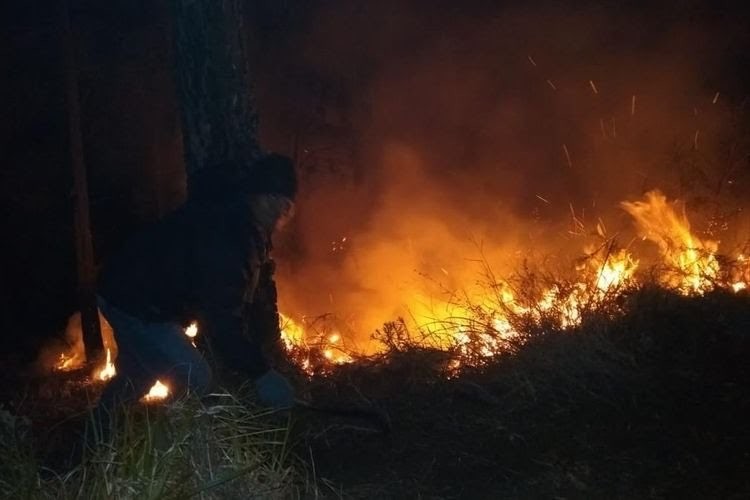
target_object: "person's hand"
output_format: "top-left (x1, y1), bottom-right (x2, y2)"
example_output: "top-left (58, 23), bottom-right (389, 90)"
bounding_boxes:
top-left (254, 369), bottom-right (295, 409)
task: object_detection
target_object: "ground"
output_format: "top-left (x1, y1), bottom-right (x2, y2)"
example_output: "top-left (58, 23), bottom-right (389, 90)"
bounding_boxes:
top-left (2, 287), bottom-right (749, 499)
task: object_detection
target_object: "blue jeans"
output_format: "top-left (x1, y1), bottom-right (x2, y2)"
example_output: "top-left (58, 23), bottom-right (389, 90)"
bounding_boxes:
top-left (96, 296), bottom-right (212, 412)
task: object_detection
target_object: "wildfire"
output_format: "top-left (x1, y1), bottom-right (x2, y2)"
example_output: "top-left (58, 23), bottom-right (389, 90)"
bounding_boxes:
top-left (277, 190), bottom-right (747, 375)
top-left (45, 191), bottom-right (744, 382)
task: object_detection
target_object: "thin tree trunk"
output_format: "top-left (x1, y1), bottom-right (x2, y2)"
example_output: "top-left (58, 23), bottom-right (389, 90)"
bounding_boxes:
top-left (170, 0), bottom-right (262, 195)
top-left (62, 0), bottom-right (103, 360)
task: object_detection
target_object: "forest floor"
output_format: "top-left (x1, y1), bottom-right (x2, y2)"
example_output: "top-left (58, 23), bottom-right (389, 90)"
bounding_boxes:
top-left (2, 287), bottom-right (750, 499)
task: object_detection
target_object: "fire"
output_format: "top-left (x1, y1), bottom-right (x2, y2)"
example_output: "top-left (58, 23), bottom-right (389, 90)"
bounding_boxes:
top-left (592, 249), bottom-right (639, 294)
top-left (277, 189), bottom-right (746, 376)
top-left (279, 313), bottom-right (352, 373)
top-left (141, 380), bottom-right (170, 403)
top-left (184, 321), bottom-right (198, 347)
top-left (97, 348), bottom-right (116, 381)
top-left (280, 313), bottom-right (305, 350)
top-left (43, 191), bottom-right (742, 382)
top-left (621, 190), bottom-right (719, 294)
top-left (55, 353), bottom-right (77, 371)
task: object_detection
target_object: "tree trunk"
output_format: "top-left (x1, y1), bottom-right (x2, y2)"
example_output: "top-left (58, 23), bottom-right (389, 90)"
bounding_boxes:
top-left (62, 0), bottom-right (103, 360)
top-left (170, 0), bottom-right (262, 195)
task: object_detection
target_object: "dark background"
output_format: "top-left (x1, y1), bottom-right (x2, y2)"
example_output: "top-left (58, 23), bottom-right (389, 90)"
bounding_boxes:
top-left (2, 0), bottom-right (749, 362)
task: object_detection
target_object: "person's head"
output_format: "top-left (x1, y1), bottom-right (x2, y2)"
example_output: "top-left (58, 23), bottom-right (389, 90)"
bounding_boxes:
top-left (246, 154), bottom-right (297, 232)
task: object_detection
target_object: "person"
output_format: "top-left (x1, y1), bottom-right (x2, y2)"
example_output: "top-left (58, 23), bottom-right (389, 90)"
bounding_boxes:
top-left (94, 154), bottom-right (297, 420)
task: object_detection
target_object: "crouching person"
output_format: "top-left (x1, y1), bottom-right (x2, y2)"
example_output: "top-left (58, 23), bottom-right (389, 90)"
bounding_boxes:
top-left (93, 154), bottom-right (297, 428)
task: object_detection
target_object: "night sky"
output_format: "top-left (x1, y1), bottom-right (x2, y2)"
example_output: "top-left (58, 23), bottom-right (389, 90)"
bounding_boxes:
top-left (2, 0), bottom-right (749, 361)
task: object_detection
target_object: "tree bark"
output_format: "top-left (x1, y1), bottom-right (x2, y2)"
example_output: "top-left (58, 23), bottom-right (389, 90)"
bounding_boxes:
top-left (62, 0), bottom-right (103, 359)
top-left (170, 0), bottom-right (262, 195)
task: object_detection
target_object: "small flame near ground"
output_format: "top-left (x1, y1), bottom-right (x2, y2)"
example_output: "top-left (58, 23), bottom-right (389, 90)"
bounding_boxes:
top-left (97, 349), bottom-right (116, 381)
top-left (185, 321), bottom-right (198, 347)
top-left (141, 380), bottom-right (170, 403)
top-left (51, 320), bottom-right (196, 403)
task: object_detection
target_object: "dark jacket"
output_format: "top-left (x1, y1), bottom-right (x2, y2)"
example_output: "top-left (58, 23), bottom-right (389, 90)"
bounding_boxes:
top-left (97, 195), bottom-right (279, 377)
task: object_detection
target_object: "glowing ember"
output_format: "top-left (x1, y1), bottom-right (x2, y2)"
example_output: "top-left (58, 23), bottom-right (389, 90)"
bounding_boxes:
top-left (141, 380), bottom-right (170, 403)
top-left (97, 348), bottom-right (116, 381)
top-left (732, 282), bottom-right (747, 293)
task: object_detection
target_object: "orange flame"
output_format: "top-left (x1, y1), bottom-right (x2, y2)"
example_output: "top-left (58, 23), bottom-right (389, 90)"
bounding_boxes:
top-left (141, 380), bottom-right (170, 403)
top-left (621, 190), bottom-right (719, 294)
top-left (277, 189), bottom-right (746, 375)
top-left (97, 348), bottom-right (116, 381)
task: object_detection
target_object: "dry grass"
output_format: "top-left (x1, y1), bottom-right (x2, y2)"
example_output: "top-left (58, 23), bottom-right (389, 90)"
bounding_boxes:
top-left (1, 388), bottom-right (305, 499)
top-left (3, 278), bottom-right (749, 499)
top-left (294, 285), bottom-right (750, 498)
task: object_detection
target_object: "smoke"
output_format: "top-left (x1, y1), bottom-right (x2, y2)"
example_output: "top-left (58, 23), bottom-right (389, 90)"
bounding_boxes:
top-left (267, 0), bottom-right (750, 341)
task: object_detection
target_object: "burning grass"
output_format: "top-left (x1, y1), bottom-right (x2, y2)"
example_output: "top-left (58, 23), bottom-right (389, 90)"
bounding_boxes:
top-left (296, 286), bottom-right (750, 498)
top-left (277, 189), bottom-right (749, 376)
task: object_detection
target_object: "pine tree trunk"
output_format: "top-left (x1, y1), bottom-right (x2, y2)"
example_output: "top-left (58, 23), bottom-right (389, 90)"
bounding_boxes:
top-left (62, 0), bottom-right (103, 360)
top-left (170, 0), bottom-right (262, 195)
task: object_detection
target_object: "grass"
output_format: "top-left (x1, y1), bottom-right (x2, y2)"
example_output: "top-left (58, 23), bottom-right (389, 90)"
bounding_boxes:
top-left (3, 283), bottom-right (749, 499)
top-left (1, 388), bottom-right (303, 499)
top-left (296, 285), bottom-right (750, 498)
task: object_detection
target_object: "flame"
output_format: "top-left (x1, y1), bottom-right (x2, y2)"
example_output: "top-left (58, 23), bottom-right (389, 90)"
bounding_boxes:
top-left (280, 313), bottom-right (305, 350)
top-left (621, 190), bottom-right (719, 294)
top-left (276, 189), bottom-right (748, 376)
top-left (592, 249), bottom-right (639, 294)
top-left (184, 321), bottom-right (198, 347)
top-left (97, 348), bottom-right (116, 381)
top-left (279, 313), bottom-right (352, 373)
top-left (43, 191), bottom-right (742, 382)
top-left (141, 380), bottom-right (170, 403)
top-left (55, 352), bottom-right (77, 371)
